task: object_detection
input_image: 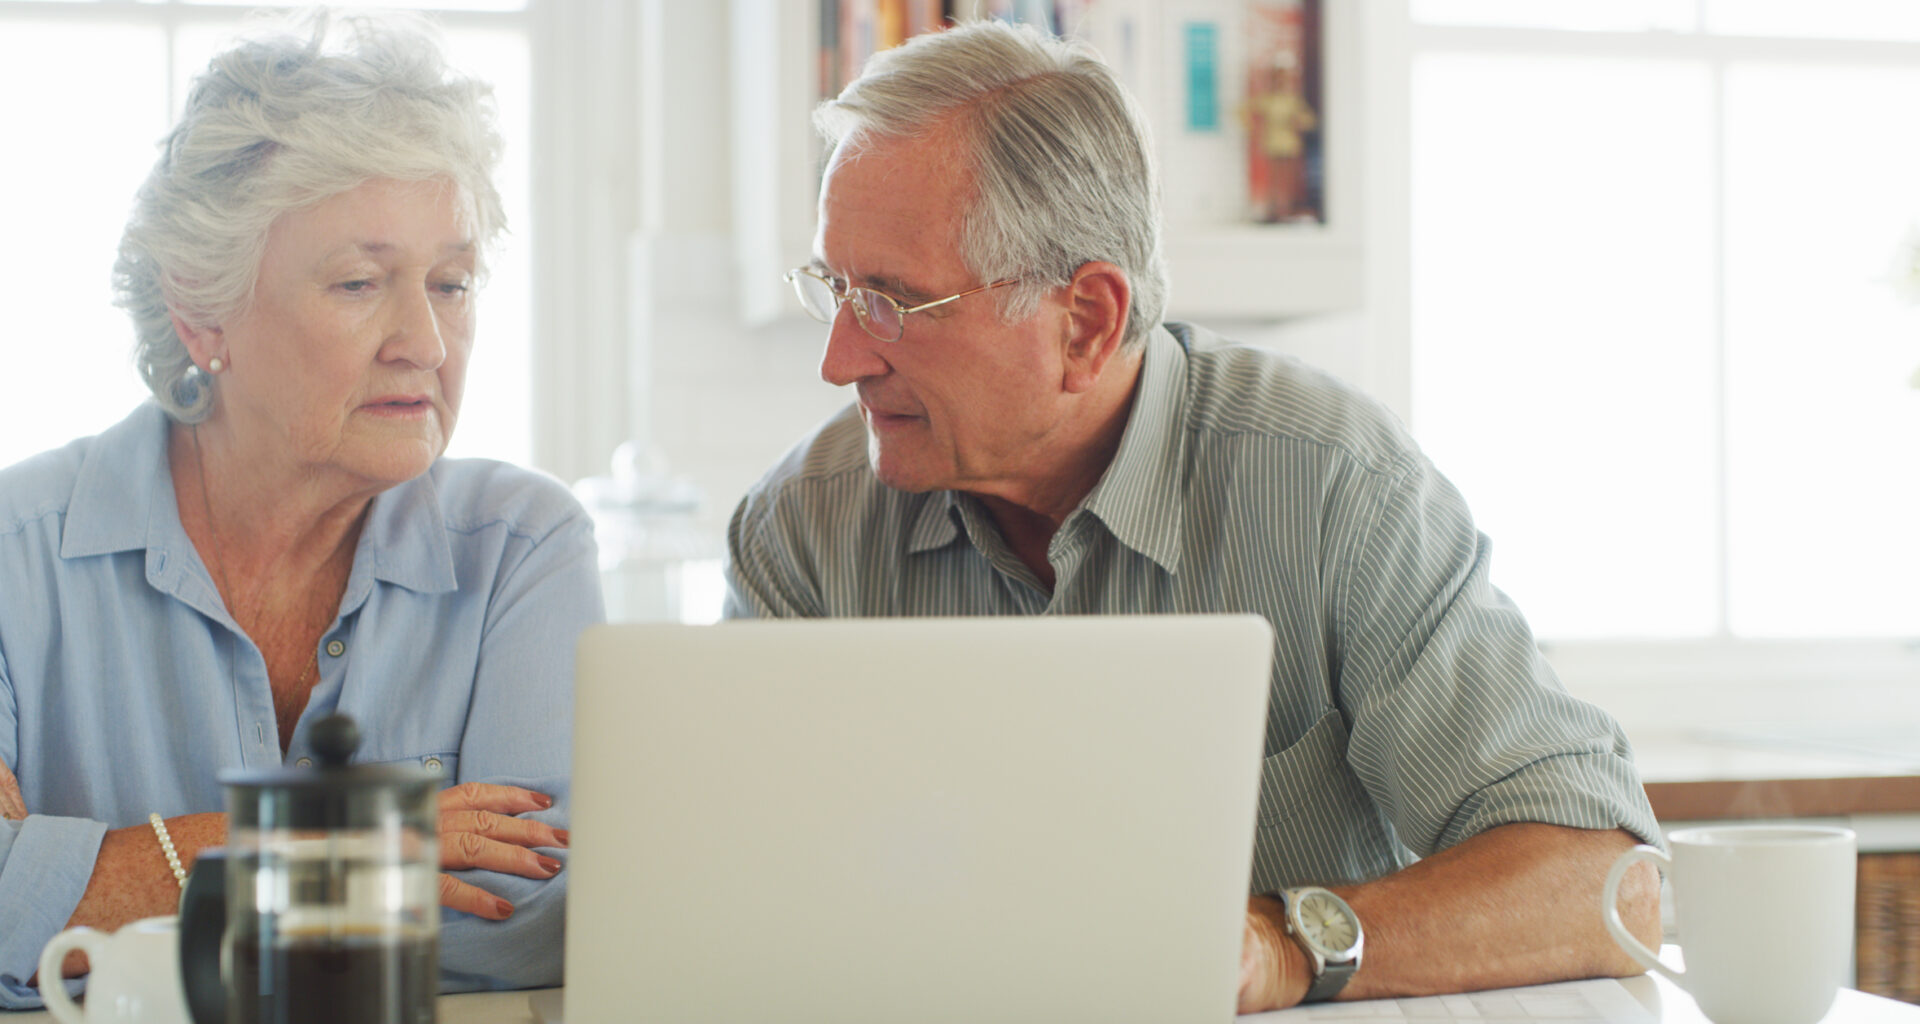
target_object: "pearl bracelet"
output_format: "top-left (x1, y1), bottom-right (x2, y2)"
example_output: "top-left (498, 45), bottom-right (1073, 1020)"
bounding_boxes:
top-left (149, 813), bottom-right (187, 890)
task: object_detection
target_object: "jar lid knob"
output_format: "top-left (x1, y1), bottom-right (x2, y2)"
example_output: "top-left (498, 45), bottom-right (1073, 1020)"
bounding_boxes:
top-left (310, 714), bottom-right (361, 769)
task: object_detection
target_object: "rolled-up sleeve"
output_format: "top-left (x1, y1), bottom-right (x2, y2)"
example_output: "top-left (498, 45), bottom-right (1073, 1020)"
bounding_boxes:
top-left (0, 651), bottom-right (110, 1010)
top-left (0, 815), bottom-right (108, 1008)
top-left (1333, 455), bottom-right (1661, 858)
top-left (437, 510), bottom-right (602, 992)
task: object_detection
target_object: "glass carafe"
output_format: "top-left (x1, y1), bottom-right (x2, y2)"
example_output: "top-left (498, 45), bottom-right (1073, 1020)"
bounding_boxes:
top-left (180, 714), bottom-right (439, 1024)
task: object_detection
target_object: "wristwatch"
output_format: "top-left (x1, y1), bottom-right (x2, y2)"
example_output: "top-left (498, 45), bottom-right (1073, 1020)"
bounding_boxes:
top-left (1278, 886), bottom-right (1364, 1003)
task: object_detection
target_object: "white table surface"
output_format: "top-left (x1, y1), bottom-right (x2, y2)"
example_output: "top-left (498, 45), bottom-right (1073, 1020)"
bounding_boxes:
top-left (403, 974), bottom-right (1920, 1023)
top-left (10, 973), bottom-right (1918, 1022)
top-left (1618, 973), bottom-right (1920, 1024)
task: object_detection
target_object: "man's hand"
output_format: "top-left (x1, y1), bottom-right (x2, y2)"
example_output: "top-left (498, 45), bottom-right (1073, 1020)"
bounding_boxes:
top-left (436, 782), bottom-right (569, 921)
top-left (1239, 894), bottom-right (1311, 1013)
top-left (0, 759), bottom-right (26, 821)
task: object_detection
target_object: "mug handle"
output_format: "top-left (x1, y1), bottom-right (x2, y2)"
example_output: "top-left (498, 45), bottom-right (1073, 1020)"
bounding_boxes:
top-left (1603, 844), bottom-right (1684, 986)
top-left (36, 926), bottom-right (104, 1024)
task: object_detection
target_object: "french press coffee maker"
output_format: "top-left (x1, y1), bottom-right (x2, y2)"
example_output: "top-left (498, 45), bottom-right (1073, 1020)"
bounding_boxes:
top-left (179, 714), bottom-right (440, 1024)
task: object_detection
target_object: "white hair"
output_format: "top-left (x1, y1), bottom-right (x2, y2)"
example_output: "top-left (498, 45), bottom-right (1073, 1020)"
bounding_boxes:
top-left (815, 19), bottom-right (1168, 349)
top-left (115, 9), bottom-right (506, 422)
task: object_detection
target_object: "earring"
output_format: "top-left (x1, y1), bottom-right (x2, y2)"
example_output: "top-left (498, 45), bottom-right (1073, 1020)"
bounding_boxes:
top-left (208, 356), bottom-right (224, 374)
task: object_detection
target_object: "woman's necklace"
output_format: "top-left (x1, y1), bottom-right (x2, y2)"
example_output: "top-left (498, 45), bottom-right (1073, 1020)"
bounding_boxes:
top-left (191, 426), bottom-right (319, 696)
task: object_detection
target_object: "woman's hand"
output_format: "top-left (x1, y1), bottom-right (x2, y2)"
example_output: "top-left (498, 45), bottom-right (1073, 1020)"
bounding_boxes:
top-left (436, 782), bottom-right (569, 921)
top-left (0, 759), bottom-right (25, 821)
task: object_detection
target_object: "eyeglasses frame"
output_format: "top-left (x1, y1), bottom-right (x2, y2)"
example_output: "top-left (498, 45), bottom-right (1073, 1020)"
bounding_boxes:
top-left (784, 266), bottom-right (1017, 343)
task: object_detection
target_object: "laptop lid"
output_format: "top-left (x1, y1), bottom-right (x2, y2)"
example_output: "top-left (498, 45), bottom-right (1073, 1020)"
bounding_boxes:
top-left (567, 615), bottom-right (1273, 1024)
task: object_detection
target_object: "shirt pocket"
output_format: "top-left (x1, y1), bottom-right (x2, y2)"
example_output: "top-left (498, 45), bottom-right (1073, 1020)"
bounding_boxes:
top-left (1255, 707), bottom-right (1356, 827)
top-left (1249, 708), bottom-right (1401, 891)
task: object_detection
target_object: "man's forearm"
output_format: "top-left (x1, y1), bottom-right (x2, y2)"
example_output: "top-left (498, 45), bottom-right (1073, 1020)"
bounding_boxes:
top-left (1252, 822), bottom-right (1662, 1009)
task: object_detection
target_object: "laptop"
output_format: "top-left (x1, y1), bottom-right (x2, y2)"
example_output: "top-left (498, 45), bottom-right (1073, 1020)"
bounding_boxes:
top-left (559, 615), bottom-right (1273, 1024)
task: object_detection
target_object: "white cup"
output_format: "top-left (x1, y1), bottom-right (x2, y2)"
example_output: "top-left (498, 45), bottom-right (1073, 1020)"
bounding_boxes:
top-left (37, 916), bottom-right (192, 1024)
top-left (1603, 825), bottom-right (1856, 1024)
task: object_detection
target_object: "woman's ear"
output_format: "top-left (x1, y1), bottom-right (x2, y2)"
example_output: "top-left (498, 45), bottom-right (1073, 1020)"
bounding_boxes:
top-left (1060, 261), bottom-right (1132, 395)
top-left (168, 308), bottom-right (225, 372)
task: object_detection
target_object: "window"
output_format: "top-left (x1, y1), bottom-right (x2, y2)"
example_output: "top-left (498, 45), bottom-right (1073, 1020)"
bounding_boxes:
top-left (0, 1), bottom-right (533, 471)
top-left (1407, 1), bottom-right (1920, 646)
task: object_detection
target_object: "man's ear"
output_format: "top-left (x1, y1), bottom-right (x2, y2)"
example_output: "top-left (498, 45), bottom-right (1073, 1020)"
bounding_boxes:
top-left (1060, 261), bottom-right (1131, 395)
top-left (168, 307), bottom-right (225, 371)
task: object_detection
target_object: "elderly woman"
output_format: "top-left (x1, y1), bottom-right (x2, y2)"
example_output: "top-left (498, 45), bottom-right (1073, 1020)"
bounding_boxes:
top-left (0, 13), bottom-right (598, 1008)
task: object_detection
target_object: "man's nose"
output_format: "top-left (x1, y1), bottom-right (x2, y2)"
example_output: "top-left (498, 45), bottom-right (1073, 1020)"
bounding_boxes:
top-left (819, 303), bottom-right (889, 387)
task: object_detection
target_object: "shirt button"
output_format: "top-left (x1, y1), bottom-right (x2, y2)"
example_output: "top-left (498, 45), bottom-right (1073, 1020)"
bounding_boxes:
top-left (326, 639), bottom-right (347, 657)
top-left (423, 757), bottom-right (444, 774)
top-left (296, 757), bottom-right (313, 768)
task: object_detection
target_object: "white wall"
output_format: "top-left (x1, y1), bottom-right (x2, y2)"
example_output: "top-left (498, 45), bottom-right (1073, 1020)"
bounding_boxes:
top-left (624, 2), bottom-right (847, 539)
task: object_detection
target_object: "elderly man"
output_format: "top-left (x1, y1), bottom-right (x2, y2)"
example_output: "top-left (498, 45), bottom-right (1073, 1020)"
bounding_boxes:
top-left (724, 19), bottom-right (1662, 1013)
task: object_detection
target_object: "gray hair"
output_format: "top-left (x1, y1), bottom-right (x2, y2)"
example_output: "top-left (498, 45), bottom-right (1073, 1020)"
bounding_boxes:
top-left (116, 10), bottom-right (506, 422)
top-left (815, 19), bottom-right (1167, 350)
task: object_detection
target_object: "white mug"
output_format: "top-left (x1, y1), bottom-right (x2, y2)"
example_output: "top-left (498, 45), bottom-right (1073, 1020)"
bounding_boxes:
top-left (1603, 825), bottom-right (1856, 1024)
top-left (37, 916), bottom-right (192, 1024)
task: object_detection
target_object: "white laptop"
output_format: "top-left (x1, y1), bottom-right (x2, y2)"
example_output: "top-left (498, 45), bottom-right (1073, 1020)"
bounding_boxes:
top-left (559, 615), bottom-right (1273, 1024)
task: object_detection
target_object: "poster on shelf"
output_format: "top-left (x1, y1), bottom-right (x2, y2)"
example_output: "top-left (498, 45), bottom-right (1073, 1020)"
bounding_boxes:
top-left (1244, 0), bottom-right (1323, 224)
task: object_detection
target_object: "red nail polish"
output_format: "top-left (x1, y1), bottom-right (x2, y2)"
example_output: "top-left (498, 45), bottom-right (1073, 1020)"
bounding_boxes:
top-left (533, 793), bottom-right (554, 809)
top-left (554, 829), bottom-right (571, 847)
top-left (495, 897), bottom-right (515, 918)
top-left (538, 855), bottom-right (563, 875)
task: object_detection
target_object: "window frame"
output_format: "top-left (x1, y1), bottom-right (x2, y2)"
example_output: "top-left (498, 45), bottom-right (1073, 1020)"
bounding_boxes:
top-left (0, 0), bottom-right (640, 486)
top-left (1368, 1), bottom-right (1920, 698)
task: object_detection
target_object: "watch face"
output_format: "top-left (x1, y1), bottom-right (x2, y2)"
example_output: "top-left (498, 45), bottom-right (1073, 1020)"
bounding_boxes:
top-left (1297, 890), bottom-right (1360, 956)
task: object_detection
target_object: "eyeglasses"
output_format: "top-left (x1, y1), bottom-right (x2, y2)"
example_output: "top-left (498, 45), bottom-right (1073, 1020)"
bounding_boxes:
top-left (784, 267), bottom-right (1016, 343)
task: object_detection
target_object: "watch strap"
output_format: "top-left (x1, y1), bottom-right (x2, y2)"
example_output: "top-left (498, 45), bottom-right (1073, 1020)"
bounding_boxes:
top-left (1301, 959), bottom-right (1355, 1002)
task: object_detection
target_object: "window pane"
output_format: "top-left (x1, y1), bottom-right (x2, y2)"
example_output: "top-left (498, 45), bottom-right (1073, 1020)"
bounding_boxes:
top-left (0, 22), bottom-right (167, 469)
top-left (0, 14), bottom-right (535, 476)
top-left (1722, 63), bottom-right (1920, 637)
top-left (440, 27), bottom-right (531, 467)
top-left (1706, 0), bottom-right (1920, 42)
top-left (1411, 54), bottom-right (1718, 639)
top-left (1411, 0), bottom-right (1695, 32)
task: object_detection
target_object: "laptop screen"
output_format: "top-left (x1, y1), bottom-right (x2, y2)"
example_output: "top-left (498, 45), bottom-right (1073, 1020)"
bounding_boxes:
top-left (566, 615), bottom-right (1272, 1023)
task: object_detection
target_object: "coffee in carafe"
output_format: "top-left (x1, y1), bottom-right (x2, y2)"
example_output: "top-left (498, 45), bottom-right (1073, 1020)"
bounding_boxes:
top-left (230, 926), bottom-right (435, 1024)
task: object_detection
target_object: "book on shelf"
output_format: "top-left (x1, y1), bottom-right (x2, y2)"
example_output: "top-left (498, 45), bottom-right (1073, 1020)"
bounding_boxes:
top-left (819, 0), bottom-right (949, 101)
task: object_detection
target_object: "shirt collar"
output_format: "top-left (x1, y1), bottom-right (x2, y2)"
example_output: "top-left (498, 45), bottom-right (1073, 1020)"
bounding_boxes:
top-left (58, 403), bottom-right (457, 599)
top-left (1076, 323), bottom-right (1189, 573)
top-left (907, 492), bottom-right (965, 555)
top-left (902, 324), bottom-right (1192, 572)
top-left (61, 403), bottom-right (172, 560)
top-left (352, 469), bottom-right (458, 597)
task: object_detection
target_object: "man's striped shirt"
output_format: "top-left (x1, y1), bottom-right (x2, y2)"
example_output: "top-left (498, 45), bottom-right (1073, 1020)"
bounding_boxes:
top-left (726, 322), bottom-right (1659, 891)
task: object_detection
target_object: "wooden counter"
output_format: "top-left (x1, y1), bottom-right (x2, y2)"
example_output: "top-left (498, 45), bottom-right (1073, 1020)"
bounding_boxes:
top-left (1644, 775), bottom-right (1920, 821)
top-left (1632, 731), bottom-right (1920, 1004)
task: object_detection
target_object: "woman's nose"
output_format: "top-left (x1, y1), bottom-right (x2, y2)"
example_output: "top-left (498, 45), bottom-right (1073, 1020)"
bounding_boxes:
top-left (382, 286), bottom-right (448, 370)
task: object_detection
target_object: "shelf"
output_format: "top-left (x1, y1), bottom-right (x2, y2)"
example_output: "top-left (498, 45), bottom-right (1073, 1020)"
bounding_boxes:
top-left (729, 0), bottom-right (1364, 325)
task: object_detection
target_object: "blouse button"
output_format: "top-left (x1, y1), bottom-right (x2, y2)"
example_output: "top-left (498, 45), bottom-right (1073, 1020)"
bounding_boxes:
top-left (326, 639), bottom-right (347, 657)
top-left (423, 757), bottom-right (444, 774)
top-left (295, 757), bottom-right (313, 768)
